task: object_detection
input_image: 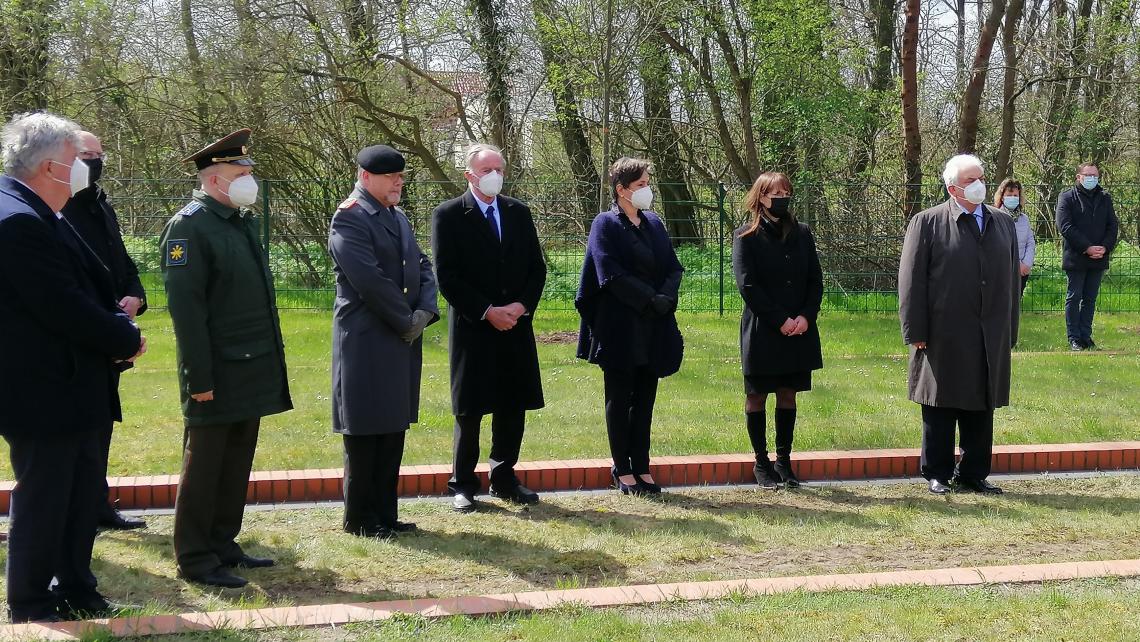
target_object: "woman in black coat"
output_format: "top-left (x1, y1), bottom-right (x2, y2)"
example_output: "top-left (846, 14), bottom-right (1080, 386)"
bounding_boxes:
top-left (731, 171), bottom-right (823, 489)
top-left (576, 157), bottom-right (684, 496)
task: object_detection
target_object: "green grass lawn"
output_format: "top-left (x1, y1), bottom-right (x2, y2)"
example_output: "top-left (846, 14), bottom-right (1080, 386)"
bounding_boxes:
top-left (6, 476), bottom-right (1139, 630)
top-left (2, 311), bottom-right (1138, 479)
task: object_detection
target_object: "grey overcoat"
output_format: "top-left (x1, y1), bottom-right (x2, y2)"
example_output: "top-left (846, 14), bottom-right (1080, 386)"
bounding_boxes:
top-left (898, 199), bottom-right (1019, 411)
top-left (329, 185), bottom-right (439, 435)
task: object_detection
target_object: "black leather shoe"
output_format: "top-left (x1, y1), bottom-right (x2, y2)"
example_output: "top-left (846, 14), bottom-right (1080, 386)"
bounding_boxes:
top-left (928, 479), bottom-right (952, 495)
top-left (59, 595), bottom-right (140, 620)
top-left (953, 477), bottom-right (1004, 494)
top-left (223, 554), bottom-right (275, 569)
top-left (1070, 340), bottom-right (1084, 351)
top-left (490, 484), bottom-right (540, 505)
top-left (1085, 339), bottom-right (1097, 350)
top-left (181, 567), bottom-right (249, 588)
top-left (9, 611), bottom-right (63, 623)
top-left (774, 459), bottom-right (801, 488)
top-left (634, 475), bottom-right (662, 494)
top-left (98, 509), bottom-right (146, 531)
top-left (452, 492), bottom-right (478, 513)
top-left (612, 470), bottom-right (651, 497)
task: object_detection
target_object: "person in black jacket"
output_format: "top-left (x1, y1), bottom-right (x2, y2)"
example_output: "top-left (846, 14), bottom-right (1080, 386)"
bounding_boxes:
top-left (576, 157), bottom-right (684, 496)
top-left (731, 171), bottom-right (823, 489)
top-left (61, 131), bottom-right (148, 531)
top-left (1056, 162), bottom-right (1118, 351)
top-left (0, 112), bottom-right (145, 623)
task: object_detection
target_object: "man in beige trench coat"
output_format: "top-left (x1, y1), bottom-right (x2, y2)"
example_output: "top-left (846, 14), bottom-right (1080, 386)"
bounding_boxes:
top-left (899, 154), bottom-right (1019, 496)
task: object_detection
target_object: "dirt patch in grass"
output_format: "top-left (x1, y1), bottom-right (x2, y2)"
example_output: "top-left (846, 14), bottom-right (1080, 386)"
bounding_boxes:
top-left (535, 330), bottom-right (578, 344)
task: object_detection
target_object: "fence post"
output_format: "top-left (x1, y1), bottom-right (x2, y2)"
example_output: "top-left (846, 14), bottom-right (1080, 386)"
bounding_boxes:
top-left (717, 182), bottom-right (727, 317)
top-left (261, 179), bottom-right (271, 260)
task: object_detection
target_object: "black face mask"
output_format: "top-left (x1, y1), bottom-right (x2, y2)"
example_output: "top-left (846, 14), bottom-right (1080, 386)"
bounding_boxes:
top-left (82, 158), bottom-right (103, 186)
top-left (767, 196), bottom-right (791, 217)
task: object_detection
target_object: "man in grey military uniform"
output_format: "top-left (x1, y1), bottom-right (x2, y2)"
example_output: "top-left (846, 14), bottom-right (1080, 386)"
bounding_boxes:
top-left (329, 144), bottom-right (438, 538)
top-left (160, 128), bottom-right (293, 588)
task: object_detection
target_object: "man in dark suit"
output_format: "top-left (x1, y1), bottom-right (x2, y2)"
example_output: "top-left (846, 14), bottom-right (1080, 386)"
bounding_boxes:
top-left (329, 145), bottom-right (438, 538)
top-left (431, 143), bottom-right (547, 513)
top-left (0, 112), bottom-right (145, 623)
top-left (898, 154), bottom-right (1019, 496)
top-left (61, 130), bottom-right (148, 531)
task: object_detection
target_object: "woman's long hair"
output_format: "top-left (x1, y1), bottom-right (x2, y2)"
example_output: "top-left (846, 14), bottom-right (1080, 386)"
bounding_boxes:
top-left (993, 177), bottom-right (1024, 210)
top-left (740, 171), bottom-right (795, 239)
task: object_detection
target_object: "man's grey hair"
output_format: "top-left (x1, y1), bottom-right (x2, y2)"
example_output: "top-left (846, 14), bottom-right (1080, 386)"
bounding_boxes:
top-left (464, 143), bottom-right (503, 172)
top-left (1, 112), bottom-right (82, 180)
top-left (942, 153), bottom-right (984, 188)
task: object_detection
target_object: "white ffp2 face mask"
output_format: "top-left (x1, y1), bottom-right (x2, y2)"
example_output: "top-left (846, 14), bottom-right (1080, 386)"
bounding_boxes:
top-left (961, 179), bottom-right (987, 205)
top-left (50, 158), bottom-right (90, 196)
top-left (629, 186), bottom-right (654, 210)
top-left (220, 174), bottom-right (259, 207)
top-left (476, 170), bottom-right (504, 197)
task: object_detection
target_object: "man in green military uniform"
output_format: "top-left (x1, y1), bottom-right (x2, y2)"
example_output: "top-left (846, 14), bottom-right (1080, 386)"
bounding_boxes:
top-left (160, 128), bottom-right (292, 588)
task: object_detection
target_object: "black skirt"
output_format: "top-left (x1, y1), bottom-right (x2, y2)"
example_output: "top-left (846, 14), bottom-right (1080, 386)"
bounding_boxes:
top-left (744, 371), bottom-right (812, 394)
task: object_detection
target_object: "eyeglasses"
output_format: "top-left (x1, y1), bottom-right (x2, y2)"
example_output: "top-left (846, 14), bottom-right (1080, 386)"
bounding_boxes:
top-left (79, 152), bottom-right (107, 161)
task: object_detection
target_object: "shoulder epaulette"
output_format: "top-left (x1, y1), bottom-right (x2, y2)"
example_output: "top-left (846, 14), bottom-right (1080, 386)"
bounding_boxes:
top-left (337, 198), bottom-right (358, 211)
top-left (175, 201), bottom-right (204, 218)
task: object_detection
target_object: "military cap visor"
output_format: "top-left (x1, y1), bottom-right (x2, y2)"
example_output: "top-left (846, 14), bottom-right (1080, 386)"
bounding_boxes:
top-left (357, 144), bottom-right (405, 175)
top-left (182, 128), bottom-right (256, 170)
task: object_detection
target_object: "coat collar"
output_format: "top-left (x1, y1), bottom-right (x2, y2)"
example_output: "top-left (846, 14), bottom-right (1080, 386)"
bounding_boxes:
top-left (193, 189), bottom-right (242, 220)
top-left (462, 190), bottom-right (503, 246)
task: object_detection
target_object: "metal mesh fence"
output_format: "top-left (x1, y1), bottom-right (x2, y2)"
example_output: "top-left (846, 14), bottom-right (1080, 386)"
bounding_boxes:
top-left (108, 178), bottom-right (1140, 313)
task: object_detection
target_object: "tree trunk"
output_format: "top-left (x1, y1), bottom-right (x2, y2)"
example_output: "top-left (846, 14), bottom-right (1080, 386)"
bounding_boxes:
top-left (0, 0), bottom-right (53, 115)
top-left (901, 0), bottom-right (923, 218)
top-left (994, 0), bottom-right (1026, 179)
top-left (957, 0), bottom-right (1008, 153)
top-left (849, 0), bottom-right (896, 178)
top-left (532, 0), bottom-right (600, 223)
top-left (470, 0), bottom-right (521, 177)
top-left (180, 0), bottom-right (209, 140)
top-left (640, 30), bottom-right (699, 244)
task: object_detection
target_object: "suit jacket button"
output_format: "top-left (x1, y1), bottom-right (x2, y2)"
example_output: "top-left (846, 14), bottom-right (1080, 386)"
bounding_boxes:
top-left (243, 353), bottom-right (251, 358)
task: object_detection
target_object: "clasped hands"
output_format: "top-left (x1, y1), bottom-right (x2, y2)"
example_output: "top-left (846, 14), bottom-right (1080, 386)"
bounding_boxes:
top-left (780, 316), bottom-right (810, 336)
top-left (400, 309), bottom-right (434, 343)
top-left (1086, 245), bottom-right (1107, 260)
top-left (486, 302), bottom-right (527, 331)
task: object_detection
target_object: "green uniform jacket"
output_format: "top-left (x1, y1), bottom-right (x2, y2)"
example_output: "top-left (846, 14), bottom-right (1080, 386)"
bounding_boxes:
top-left (160, 190), bottom-right (293, 427)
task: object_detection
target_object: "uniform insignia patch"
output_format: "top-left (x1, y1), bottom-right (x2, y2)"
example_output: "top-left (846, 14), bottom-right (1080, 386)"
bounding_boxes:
top-left (337, 198), bottom-right (357, 210)
top-left (176, 201), bottom-right (203, 218)
top-left (166, 239), bottom-right (189, 266)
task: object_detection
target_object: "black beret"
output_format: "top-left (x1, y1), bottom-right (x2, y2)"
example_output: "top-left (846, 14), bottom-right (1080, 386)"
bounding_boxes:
top-left (356, 144), bottom-right (405, 174)
top-left (182, 128), bottom-right (255, 170)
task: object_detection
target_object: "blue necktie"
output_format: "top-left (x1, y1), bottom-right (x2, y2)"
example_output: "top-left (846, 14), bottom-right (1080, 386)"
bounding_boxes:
top-left (974, 212), bottom-right (984, 232)
top-left (485, 205), bottom-right (500, 240)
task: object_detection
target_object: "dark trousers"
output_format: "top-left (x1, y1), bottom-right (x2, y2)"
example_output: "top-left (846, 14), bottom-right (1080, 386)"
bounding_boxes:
top-left (448, 410), bottom-right (525, 495)
top-left (5, 427), bottom-right (104, 621)
top-left (1020, 274), bottom-right (1029, 296)
top-left (96, 422), bottom-right (118, 521)
top-left (173, 418), bottom-right (259, 577)
top-left (1064, 268), bottom-right (1106, 342)
top-left (342, 431), bottom-right (406, 532)
top-left (604, 366), bottom-right (660, 476)
top-left (919, 404), bottom-right (994, 482)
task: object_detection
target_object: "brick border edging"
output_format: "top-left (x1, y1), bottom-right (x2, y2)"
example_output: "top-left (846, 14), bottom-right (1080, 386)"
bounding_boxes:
top-left (3, 559), bottom-right (1138, 640)
top-left (1, 441), bottom-right (1137, 513)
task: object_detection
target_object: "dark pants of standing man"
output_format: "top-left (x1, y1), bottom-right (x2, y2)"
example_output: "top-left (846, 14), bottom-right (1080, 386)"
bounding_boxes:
top-left (448, 410), bottom-right (525, 496)
top-left (1064, 268), bottom-right (1106, 344)
top-left (173, 418), bottom-right (259, 578)
top-left (5, 427), bottom-right (104, 622)
top-left (919, 405), bottom-right (994, 483)
top-left (603, 366), bottom-right (660, 477)
top-left (95, 422), bottom-right (120, 521)
top-left (342, 431), bottom-right (406, 533)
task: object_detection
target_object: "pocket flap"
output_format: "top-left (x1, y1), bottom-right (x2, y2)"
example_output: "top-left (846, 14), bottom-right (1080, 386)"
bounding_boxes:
top-left (218, 338), bottom-right (276, 360)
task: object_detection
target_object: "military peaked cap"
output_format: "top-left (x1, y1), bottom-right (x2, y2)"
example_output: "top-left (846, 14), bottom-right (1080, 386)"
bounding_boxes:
top-left (182, 128), bottom-right (256, 170)
top-left (356, 145), bottom-right (405, 174)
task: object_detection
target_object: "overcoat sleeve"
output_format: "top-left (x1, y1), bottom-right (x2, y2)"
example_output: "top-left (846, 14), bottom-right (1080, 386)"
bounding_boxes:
top-left (800, 227), bottom-right (824, 322)
top-left (0, 212), bottom-right (140, 359)
top-left (1056, 191), bottom-right (1091, 253)
top-left (1104, 194), bottom-right (1119, 254)
top-left (588, 215), bottom-right (655, 311)
top-left (898, 215), bottom-right (930, 345)
top-left (161, 215), bottom-right (214, 393)
top-left (518, 204), bottom-right (547, 314)
top-left (431, 205), bottom-right (493, 322)
top-left (413, 240), bottom-right (440, 321)
top-left (328, 210), bottom-right (414, 334)
top-left (732, 232), bottom-right (789, 328)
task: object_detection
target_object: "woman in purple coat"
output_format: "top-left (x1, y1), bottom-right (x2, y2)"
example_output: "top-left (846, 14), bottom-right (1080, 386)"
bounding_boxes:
top-left (576, 158), bottom-right (684, 496)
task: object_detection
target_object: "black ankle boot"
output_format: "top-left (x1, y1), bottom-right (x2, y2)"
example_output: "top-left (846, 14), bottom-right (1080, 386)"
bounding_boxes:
top-left (774, 407), bottom-right (800, 488)
top-left (746, 411), bottom-right (778, 490)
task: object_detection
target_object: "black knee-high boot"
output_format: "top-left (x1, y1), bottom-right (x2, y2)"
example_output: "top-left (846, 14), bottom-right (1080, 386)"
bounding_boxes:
top-left (773, 408), bottom-right (800, 487)
top-left (746, 411), bottom-right (778, 489)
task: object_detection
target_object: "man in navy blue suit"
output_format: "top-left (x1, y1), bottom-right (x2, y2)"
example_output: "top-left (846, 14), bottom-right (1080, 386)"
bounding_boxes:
top-left (0, 112), bottom-right (145, 622)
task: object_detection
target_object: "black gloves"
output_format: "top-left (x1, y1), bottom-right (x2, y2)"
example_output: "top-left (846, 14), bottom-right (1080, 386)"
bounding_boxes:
top-left (401, 309), bottom-right (434, 343)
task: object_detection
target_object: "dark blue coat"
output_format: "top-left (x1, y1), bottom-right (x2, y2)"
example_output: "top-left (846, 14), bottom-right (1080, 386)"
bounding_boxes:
top-left (1055, 185), bottom-right (1119, 271)
top-left (0, 176), bottom-right (141, 438)
top-left (575, 207), bottom-right (684, 376)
